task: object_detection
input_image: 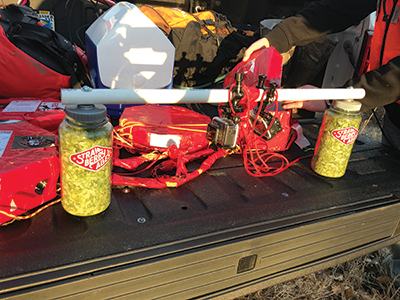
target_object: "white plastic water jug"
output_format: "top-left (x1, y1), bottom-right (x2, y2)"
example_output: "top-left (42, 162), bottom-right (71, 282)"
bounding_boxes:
top-left (86, 1), bottom-right (174, 90)
top-left (85, 2), bottom-right (175, 116)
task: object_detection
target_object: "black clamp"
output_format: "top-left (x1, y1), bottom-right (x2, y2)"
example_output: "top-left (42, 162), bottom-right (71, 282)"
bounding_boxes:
top-left (221, 72), bottom-right (245, 124)
top-left (260, 81), bottom-right (278, 111)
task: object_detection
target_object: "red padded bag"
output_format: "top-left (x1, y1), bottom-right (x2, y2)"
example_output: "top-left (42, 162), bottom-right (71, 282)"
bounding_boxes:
top-left (0, 4), bottom-right (92, 99)
top-left (0, 26), bottom-right (70, 99)
top-left (114, 104), bottom-right (211, 154)
top-left (112, 105), bottom-right (228, 188)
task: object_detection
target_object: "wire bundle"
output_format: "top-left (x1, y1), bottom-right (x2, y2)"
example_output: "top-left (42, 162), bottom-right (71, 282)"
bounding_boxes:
top-left (229, 85), bottom-right (311, 177)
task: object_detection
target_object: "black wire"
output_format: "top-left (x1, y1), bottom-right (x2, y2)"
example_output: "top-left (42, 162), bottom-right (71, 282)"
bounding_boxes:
top-left (67, 0), bottom-right (104, 49)
top-left (75, 23), bottom-right (89, 48)
top-left (67, 0), bottom-right (75, 42)
top-left (90, 0), bottom-right (110, 9)
top-left (51, 0), bottom-right (69, 21)
top-left (372, 108), bottom-right (400, 152)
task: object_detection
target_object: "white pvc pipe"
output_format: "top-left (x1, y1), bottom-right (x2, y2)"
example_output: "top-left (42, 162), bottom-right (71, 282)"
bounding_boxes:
top-left (277, 88), bottom-right (365, 101)
top-left (61, 88), bottom-right (230, 105)
top-left (61, 87), bottom-right (365, 105)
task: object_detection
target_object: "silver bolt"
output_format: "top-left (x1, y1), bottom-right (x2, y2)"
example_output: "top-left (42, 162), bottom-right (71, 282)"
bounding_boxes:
top-left (282, 193), bottom-right (289, 197)
top-left (122, 187), bottom-right (131, 194)
top-left (137, 217), bottom-right (146, 224)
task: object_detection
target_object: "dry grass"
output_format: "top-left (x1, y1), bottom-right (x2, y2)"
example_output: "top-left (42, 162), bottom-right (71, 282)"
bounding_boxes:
top-left (235, 248), bottom-right (400, 300)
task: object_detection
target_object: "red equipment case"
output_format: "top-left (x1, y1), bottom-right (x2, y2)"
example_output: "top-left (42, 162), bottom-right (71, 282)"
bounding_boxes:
top-left (0, 120), bottom-right (60, 225)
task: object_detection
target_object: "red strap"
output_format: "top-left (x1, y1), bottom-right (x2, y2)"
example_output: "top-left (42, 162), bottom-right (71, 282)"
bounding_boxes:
top-left (112, 148), bottom-right (227, 189)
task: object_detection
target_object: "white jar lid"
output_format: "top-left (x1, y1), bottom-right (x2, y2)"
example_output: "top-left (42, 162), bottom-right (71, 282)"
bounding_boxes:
top-left (333, 99), bottom-right (362, 112)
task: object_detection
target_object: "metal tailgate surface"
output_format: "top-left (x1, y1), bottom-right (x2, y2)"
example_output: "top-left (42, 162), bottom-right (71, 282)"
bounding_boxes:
top-left (1, 123), bottom-right (400, 299)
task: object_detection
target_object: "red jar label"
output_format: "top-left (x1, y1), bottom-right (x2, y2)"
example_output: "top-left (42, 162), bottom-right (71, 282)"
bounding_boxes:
top-left (70, 146), bottom-right (112, 171)
top-left (331, 127), bottom-right (359, 145)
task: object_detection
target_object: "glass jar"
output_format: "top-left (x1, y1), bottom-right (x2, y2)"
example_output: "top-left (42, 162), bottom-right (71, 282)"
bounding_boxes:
top-left (311, 100), bottom-right (362, 178)
top-left (59, 104), bottom-right (113, 216)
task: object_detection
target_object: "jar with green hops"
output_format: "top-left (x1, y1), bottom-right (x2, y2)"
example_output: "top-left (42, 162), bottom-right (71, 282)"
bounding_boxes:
top-left (311, 99), bottom-right (362, 178)
top-left (59, 104), bottom-right (113, 216)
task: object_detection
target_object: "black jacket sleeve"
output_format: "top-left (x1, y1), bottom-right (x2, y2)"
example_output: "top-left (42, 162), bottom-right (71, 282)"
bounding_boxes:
top-left (265, 0), bottom-right (376, 53)
top-left (299, 0), bottom-right (376, 33)
top-left (347, 57), bottom-right (400, 113)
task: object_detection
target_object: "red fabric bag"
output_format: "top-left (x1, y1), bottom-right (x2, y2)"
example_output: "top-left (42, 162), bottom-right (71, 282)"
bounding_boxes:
top-left (0, 26), bottom-right (71, 99)
top-left (0, 4), bottom-right (92, 99)
top-left (112, 105), bottom-right (228, 188)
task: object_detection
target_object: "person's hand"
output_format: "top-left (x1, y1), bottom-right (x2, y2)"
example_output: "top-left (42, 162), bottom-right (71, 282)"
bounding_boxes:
top-left (281, 85), bottom-right (328, 113)
top-left (243, 38), bottom-right (270, 62)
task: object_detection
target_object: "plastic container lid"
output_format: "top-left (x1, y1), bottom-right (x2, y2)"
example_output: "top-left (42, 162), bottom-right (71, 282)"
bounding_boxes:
top-left (332, 99), bottom-right (362, 112)
top-left (65, 104), bottom-right (107, 123)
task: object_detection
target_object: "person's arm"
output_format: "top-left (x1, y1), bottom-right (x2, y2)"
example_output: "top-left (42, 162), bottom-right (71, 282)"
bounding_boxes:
top-left (299, 0), bottom-right (376, 32)
top-left (347, 57), bottom-right (400, 112)
top-left (264, 16), bottom-right (329, 54)
top-left (284, 0), bottom-right (400, 112)
top-left (244, 0), bottom-right (376, 60)
top-left (243, 17), bottom-right (325, 61)
top-left (281, 57), bottom-right (400, 113)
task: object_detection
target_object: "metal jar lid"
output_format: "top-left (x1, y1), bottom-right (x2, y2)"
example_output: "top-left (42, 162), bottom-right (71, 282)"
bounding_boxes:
top-left (65, 104), bottom-right (107, 124)
top-left (332, 99), bottom-right (362, 112)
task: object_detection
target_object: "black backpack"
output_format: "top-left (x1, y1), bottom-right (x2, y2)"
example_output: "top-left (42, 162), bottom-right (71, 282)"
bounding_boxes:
top-left (0, 4), bottom-right (92, 92)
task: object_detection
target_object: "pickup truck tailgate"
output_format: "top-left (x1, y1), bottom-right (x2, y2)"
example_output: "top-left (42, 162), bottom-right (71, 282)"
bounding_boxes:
top-left (1, 123), bottom-right (400, 299)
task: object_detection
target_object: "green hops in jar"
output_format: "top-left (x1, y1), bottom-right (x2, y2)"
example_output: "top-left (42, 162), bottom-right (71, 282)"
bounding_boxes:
top-left (311, 100), bottom-right (362, 178)
top-left (59, 104), bottom-right (113, 216)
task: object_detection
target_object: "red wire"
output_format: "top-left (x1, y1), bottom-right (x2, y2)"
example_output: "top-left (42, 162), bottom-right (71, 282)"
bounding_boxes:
top-left (249, 89), bottom-right (279, 145)
top-left (113, 152), bottom-right (165, 176)
top-left (233, 84), bottom-right (310, 177)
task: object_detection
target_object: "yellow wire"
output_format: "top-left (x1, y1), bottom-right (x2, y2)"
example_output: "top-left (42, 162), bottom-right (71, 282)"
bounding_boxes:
top-left (0, 198), bottom-right (61, 226)
top-left (114, 121), bottom-right (208, 149)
